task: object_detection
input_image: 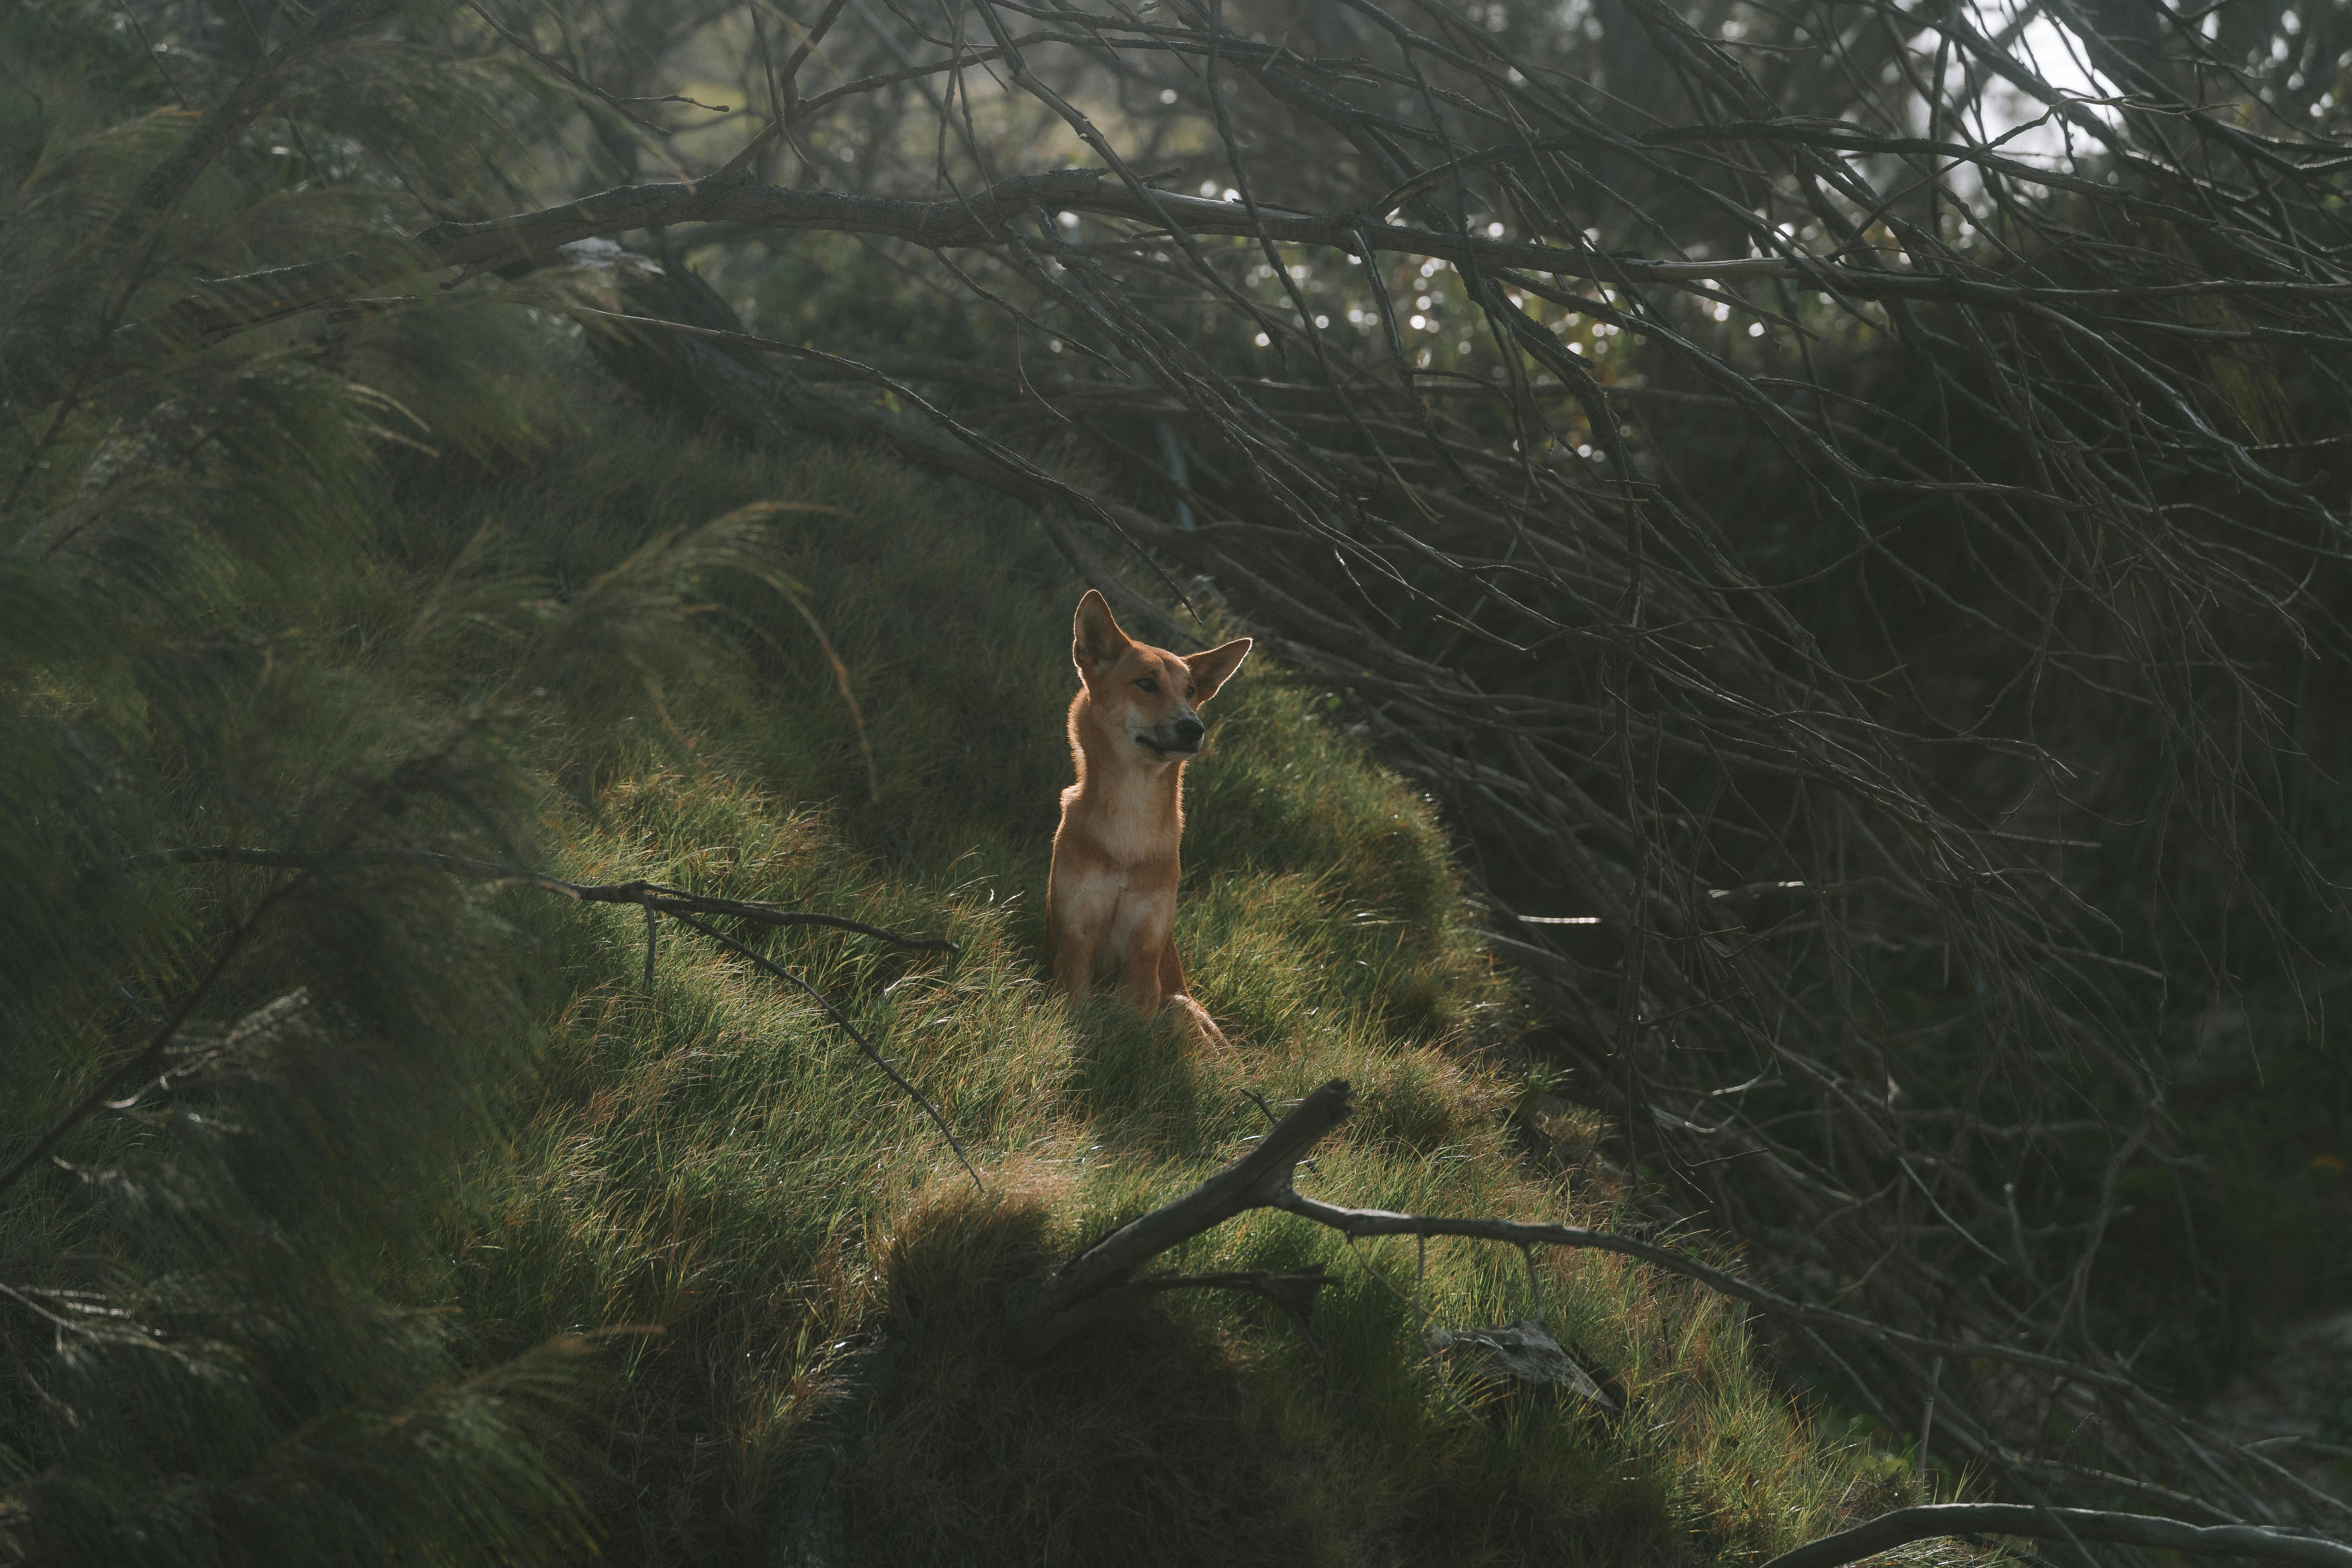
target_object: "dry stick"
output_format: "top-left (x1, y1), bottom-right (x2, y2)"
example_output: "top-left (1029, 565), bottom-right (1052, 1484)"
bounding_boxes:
top-left (120, 845), bottom-right (974, 1183)
top-left (1265, 1187), bottom-right (2140, 1387)
top-left (1754, 1504), bottom-right (2352, 1568)
top-left (462, 0), bottom-right (681, 135)
top-left (641, 895), bottom-right (659, 992)
top-left (124, 846), bottom-right (960, 955)
top-left (709, 0), bottom-right (853, 182)
top-left (1014, 1080), bottom-right (1354, 1354)
top-left (659, 908), bottom-right (981, 1192)
top-left (1918, 1352), bottom-right (1944, 1484)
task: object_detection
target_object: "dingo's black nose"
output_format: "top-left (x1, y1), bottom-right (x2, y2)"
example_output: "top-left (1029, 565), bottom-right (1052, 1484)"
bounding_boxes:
top-left (1172, 717), bottom-right (1205, 748)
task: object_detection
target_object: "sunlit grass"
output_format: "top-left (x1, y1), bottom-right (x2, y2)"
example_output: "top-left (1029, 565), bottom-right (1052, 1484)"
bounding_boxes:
top-left (400, 395), bottom-right (1950, 1564)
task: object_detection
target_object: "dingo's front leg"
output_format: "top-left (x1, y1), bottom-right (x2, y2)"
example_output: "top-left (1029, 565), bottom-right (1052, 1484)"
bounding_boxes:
top-left (1048, 861), bottom-right (1119, 1000)
top-left (1116, 920), bottom-right (1170, 1015)
top-left (1050, 918), bottom-right (1098, 1000)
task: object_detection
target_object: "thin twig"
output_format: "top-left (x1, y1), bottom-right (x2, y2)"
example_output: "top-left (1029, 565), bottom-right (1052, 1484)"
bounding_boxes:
top-left (122, 846), bottom-right (959, 955)
top-left (661, 909), bottom-right (980, 1191)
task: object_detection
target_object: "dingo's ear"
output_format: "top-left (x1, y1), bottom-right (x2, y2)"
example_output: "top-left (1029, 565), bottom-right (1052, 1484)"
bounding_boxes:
top-left (1073, 589), bottom-right (1132, 671)
top-left (1185, 636), bottom-right (1252, 702)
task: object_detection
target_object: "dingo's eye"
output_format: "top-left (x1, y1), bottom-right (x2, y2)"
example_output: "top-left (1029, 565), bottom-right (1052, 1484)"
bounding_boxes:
top-left (1135, 677), bottom-right (1160, 693)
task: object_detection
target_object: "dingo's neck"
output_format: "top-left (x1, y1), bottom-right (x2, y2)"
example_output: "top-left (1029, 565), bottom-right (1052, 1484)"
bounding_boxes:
top-left (1066, 689), bottom-right (1184, 866)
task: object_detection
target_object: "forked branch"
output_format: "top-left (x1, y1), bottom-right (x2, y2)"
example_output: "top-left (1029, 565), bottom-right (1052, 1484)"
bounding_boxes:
top-left (1017, 1078), bottom-right (2148, 1390)
top-left (1014, 1078), bottom-right (1353, 1353)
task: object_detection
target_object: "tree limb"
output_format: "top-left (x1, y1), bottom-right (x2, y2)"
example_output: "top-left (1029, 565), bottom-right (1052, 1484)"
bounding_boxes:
top-left (134, 167), bottom-right (2352, 354)
top-left (1013, 1073), bottom-right (2156, 1394)
top-left (1757, 1504), bottom-right (2352, 1568)
top-left (1013, 1079), bottom-right (1353, 1354)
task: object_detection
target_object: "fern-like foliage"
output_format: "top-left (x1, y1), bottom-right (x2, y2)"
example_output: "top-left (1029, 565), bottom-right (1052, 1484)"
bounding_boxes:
top-left (0, 5), bottom-right (680, 1559)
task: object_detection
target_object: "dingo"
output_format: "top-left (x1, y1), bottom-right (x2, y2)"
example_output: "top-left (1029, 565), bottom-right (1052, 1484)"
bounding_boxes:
top-left (1047, 590), bottom-right (1252, 1050)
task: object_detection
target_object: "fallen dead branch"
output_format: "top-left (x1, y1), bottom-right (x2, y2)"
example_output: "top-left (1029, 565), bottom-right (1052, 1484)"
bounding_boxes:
top-left (1755, 1503), bottom-right (2352, 1568)
top-left (1021, 1077), bottom-right (2069, 1375)
top-left (1022, 1077), bottom-right (1959, 1361)
top-left (1014, 1079), bottom-right (1355, 1355)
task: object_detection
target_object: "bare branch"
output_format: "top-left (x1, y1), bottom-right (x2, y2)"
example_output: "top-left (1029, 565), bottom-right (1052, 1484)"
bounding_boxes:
top-left (1757, 1504), bottom-right (2352, 1568)
top-left (1015, 1079), bottom-right (1352, 1353)
top-left (117, 845), bottom-right (976, 1186)
top-left (122, 845), bottom-right (959, 955)
top-left (143, 168), bottom-right (2352, 351)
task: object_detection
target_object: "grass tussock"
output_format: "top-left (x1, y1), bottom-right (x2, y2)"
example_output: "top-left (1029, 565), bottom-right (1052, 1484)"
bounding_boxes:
top-left (388, 387), bottom-right (1940, 1565)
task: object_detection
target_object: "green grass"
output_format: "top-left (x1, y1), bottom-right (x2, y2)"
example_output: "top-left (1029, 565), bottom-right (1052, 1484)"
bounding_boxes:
top-left (376, 386), bottom-right (1947, 1565)
top-left (0, 312), bottom-right (1947, 1563)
